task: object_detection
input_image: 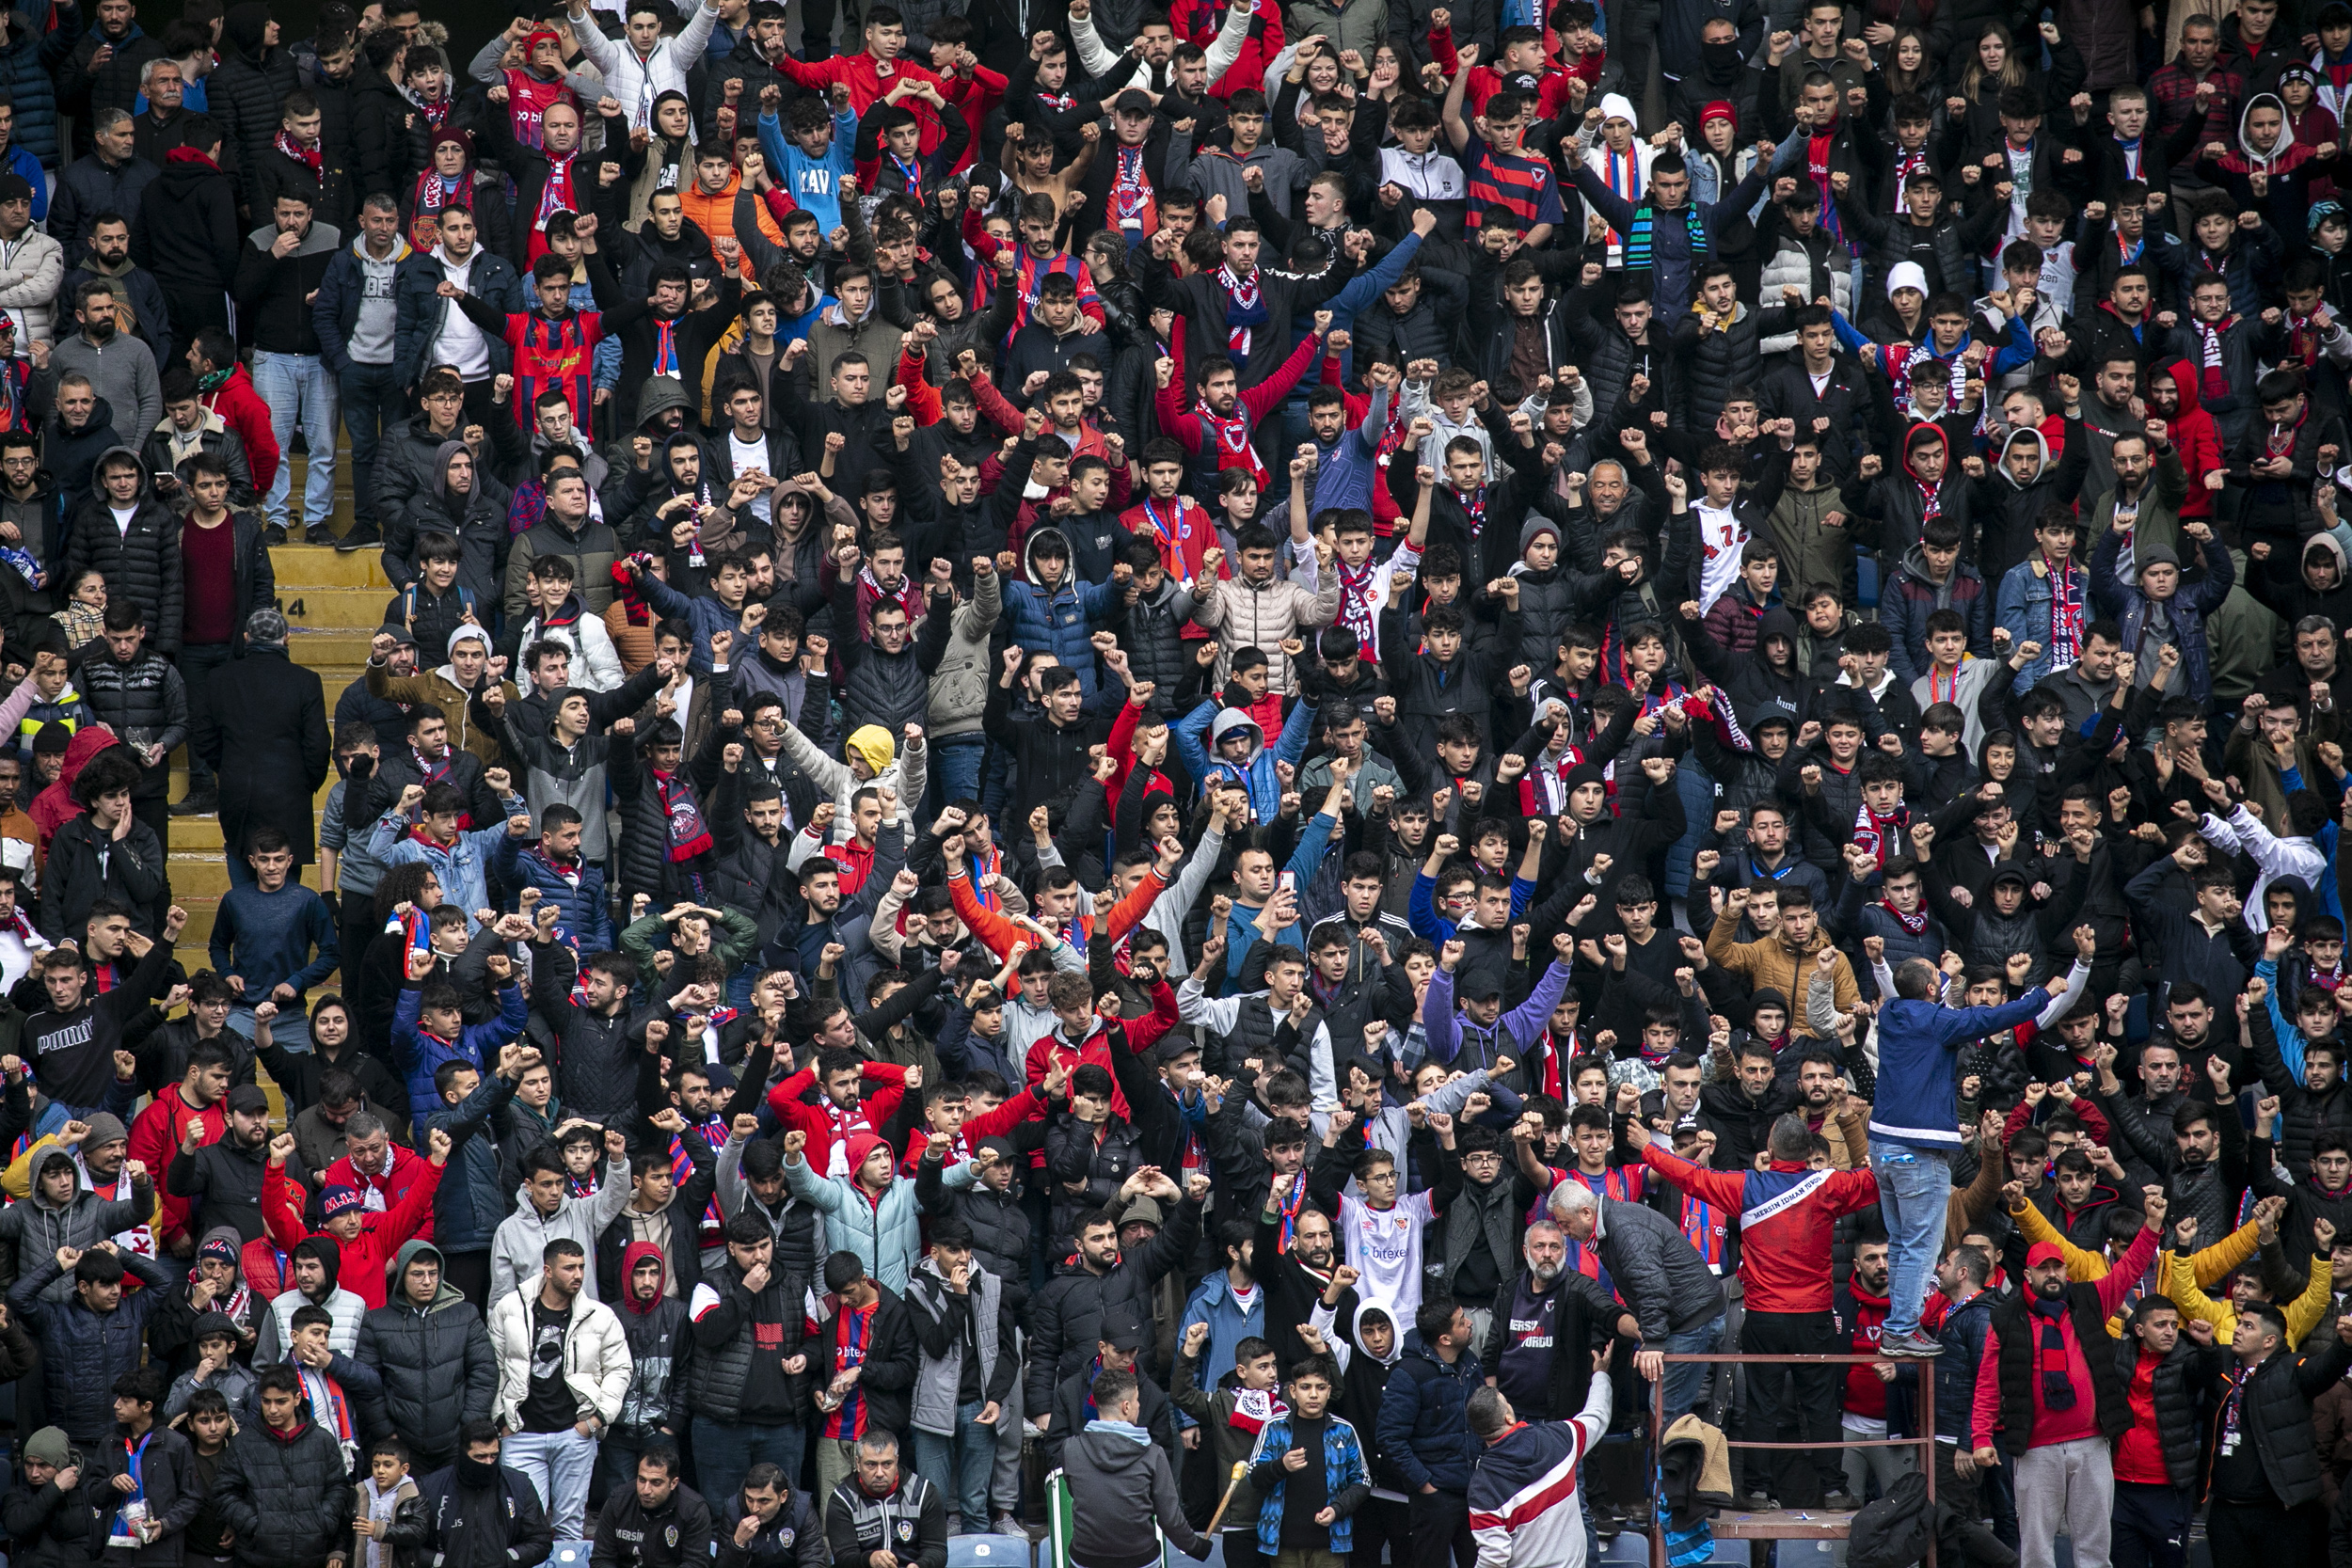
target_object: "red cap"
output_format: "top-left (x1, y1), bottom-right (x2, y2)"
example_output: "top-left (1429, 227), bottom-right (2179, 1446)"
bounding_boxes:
top-left (2025, 1242), bottom-right (2068, 1269)
top-left (1700, 101), bottom-right (1737, 127)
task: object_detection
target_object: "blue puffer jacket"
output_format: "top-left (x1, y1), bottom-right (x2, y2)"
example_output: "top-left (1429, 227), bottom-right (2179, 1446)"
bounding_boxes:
top-left (417, 1059), bottom-right (520, 1252)
top-left (0, 8), bottom-right (84, 168)
top-left (1002, 527), bottom-right (1118, 696)
top-left (491, 836), bottom-right (614, 953)
top-left (391, 978), bottom-right (529, 1112)
top-left (1375, 1332), bottom-right (1484, 1494)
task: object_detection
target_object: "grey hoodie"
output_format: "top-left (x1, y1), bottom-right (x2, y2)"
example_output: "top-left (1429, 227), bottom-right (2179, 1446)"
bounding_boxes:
top-left (487, 1152), bottom-right (633, 1306)
top-left (345, 233), bottom-right (408, 367)
top-left (0, 1150), bottom-right (153, 1301)
top-left (1062, 1424), bottom-right (1208, 1568)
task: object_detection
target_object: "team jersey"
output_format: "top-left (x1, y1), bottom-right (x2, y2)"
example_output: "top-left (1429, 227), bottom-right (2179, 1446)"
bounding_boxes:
top-left (1338, 1190), bottom-right (1439, 1323)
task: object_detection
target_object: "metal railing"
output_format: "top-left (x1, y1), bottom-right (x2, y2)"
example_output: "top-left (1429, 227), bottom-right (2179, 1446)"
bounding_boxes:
top-left (1645, 1353), bottom-right (1939, 1568)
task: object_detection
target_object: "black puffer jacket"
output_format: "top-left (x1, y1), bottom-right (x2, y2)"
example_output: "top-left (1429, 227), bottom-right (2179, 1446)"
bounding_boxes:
top-left (355, 1240), bottom-right (500, 1462)
top-left (75, 646), bottom-right (186, 800)
top-left (1114, 577), bottom-right (1193, 719)
top-left (374, 414), bottom-right (466, 583)
top-left (1499, 562), bottom-right (1578, 674)
top-left (2114, 1334), bottom-right (2224, 1489)
top-left (61, 449), bottom-right (183, 655)
top-left (1043, 1116), bottom-right (1146, 1258)
top-left (2214, 1331), bottom-right (2352, 1507)
top-left (347, 65), bottom-right (414, 202)
top-left (207, 8), bottom-right (299, 218)
top-left (916, 1160), bottom-right (1030, 1297)
top-left (1570, 303), bottom-right (1679, 446)
top-left (6, 1249), bottom-right (171, 1443)
top-left (1672, 298), bottom-right (1769, 434)
top-left (684, 1256), bottom-right (812, 1427)
top-left (2249, 1004), bottom-right (2352, 1181)
top-left (213, 1417), bottom-right (357, 1565)
top-left (834, 577), bottom-right (930, 737)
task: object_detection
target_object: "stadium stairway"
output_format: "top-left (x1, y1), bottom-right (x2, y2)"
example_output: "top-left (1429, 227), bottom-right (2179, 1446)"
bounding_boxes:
top-left (162, 449), bottom-right (379, 1121)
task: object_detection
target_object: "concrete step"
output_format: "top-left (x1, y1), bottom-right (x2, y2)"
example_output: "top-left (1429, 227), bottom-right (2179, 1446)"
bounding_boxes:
top-left (165, 769), bottom-right (341, 810)
top-left (166, 854), bottom-right (336, 899)
top-left (288, 629), bottom-right (383, 665)
top-left (266, 544), bottom-right (393, 591)
top-left (279, 586), bottom-right (398, 630)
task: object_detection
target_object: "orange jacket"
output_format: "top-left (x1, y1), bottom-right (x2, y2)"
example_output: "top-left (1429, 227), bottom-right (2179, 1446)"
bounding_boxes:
top-left (947, 863), bottom-right (1167, 960)
top-left (678, 171), bottom-right (786, 268)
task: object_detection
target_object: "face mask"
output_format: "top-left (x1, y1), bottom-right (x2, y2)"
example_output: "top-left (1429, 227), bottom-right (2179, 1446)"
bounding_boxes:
top-left (1702, 40), bottom-right (1742, 75)
top-left (456, 1454), bottom-right (501, 1490)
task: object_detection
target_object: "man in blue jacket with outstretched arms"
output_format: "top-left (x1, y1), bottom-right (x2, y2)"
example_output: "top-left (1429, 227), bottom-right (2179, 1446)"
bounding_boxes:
top-left (1869, 927), bottom-right (2096, 1358)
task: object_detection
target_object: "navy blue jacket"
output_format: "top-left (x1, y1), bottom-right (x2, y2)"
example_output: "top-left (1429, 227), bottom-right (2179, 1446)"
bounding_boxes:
top-left (390, 247), bottom-right (520, 389)
top-left (1376, 1332), bottom-right (1484, 1494)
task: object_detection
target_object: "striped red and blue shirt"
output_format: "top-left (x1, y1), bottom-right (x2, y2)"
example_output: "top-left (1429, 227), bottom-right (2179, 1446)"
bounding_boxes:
top-left (1461, 133), bottom-right (1564, 232)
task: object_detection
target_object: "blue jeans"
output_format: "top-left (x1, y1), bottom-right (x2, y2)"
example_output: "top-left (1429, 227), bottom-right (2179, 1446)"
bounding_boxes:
top-left (929, 734), bottom-right (985, 820)
top-left (913, 1399), bottom-right (995, 1532)
top-left (338, 360), bottom-right (403, 526)
top-left (502, 1426), bottom-right (596, 1540)
top-left (1872, 1143), bottom-right (1953, 1340)
top-left (691, 1416), bottom-right (804, 1510)
top-left (1660, 1312), bottom-right (1724, 1421)
top-left (252, 349), bottom-right (338, 530)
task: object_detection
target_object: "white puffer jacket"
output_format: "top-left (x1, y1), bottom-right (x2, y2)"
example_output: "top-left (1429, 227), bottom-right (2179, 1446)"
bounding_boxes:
top-left (487, 1283), bottom-right (634, 1429)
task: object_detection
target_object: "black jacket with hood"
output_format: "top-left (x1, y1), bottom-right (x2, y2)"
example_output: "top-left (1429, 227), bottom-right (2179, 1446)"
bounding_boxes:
top-left (354, 1237), bottom-right (500, 1462)
top-left (61, 447), bottom-right (182, 656)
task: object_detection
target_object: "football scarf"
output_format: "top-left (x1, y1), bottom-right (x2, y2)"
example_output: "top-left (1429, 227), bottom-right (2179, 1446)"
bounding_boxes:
top-left (275, 130), bottom-right (323, 177)
top-left (1851, 803), bottom-right (1910, 867)
top-left (1218, 262), bottom-right (1264, 358)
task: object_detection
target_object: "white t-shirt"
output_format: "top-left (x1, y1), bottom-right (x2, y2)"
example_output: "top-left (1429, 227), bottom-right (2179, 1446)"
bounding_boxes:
top-left (431, 250), bottom-right (492, 381)
top-left (728, 432), bottom-right (774, 525)
top-left (1339, 1189), bottom-right (1438, 1325)
top-left (1694, 500), bottom-right (1747, 612)
top-left (109, 505), bottom-right (135, 536)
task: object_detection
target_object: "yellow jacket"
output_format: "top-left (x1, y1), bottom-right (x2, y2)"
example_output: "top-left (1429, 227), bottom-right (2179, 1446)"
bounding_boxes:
top-left (2163, 1243), bottom-right (2335, 1347)
top-left (2009, 1199), bottom-right (2257, 1336)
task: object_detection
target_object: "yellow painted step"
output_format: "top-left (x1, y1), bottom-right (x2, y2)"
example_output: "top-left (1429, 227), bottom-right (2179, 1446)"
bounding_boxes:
top-left (277, 586), bottom-right (400, 628)
top-left (265, 544), bottom-right (394, 591)
top-left (289, 630), bottom-right (387, 665)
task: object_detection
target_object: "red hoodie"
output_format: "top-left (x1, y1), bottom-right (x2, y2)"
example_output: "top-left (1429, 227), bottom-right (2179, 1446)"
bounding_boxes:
top-left (199, 364), bottom-right (280, 495)
top-left (2156, 355), bottom-right (2225, 520)
top-left (618, 1239), bottom-right (669, 1313)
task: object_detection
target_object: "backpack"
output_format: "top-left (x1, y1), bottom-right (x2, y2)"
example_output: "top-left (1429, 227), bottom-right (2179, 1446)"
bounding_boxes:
top-left (1847, 1470), bottom-right (1933, 1568)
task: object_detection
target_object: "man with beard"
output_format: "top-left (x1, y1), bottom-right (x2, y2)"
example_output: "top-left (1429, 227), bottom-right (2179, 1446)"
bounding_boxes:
top-left (2106, 1067), bottom-right (2249, 1244)
top-left (1835, 1237), bottom-right (1903, 1501)
top-left (169, 1083), bottom-right (314, 1246)
top-left (1962, 1196), bottom-right (2169, 1564)
top-left (1254, 1179), bottom-right (1357, 1370)
top-left (60, 212), bottom-right (167, 368)
top-left (411, 1420), bottom-right (555, 1566)
top-left (42, 277), bottom-right (159, 443)
top-left (1480, 1216), bottom-right (1634, 1425)
top-left (2090, 1037), bottom-right (2190, 1166)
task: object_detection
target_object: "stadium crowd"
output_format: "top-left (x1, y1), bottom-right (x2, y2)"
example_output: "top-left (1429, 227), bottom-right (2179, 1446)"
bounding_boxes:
top-left (0, 0), bottom-right (2349, 1564)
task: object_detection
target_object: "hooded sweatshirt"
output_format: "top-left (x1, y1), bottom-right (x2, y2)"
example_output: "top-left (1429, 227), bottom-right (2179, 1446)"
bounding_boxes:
top-left (612, 1239), bottom-right (690, 1439)
top-left (344, 233), bottom-right (409, 367)
top-left (2157, 356), bottom-right (2225, 521)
